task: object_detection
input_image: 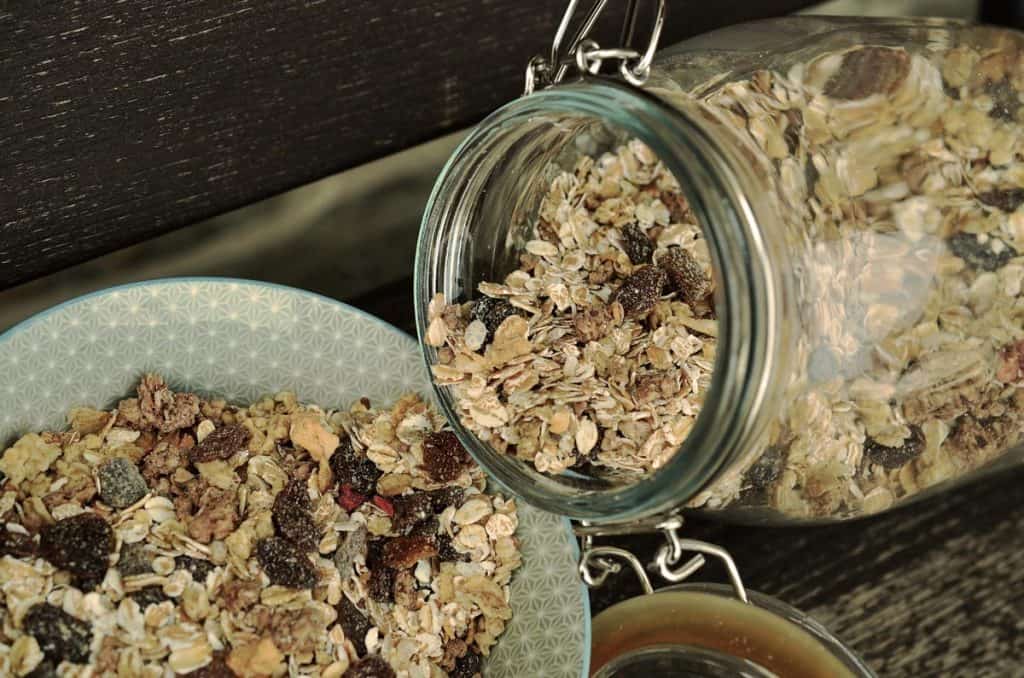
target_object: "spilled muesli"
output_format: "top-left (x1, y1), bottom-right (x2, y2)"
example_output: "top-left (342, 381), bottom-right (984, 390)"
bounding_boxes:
top-left (0, 374), bottom-right (520, 677)
top-left (426, 140), bottom-right (716, 476)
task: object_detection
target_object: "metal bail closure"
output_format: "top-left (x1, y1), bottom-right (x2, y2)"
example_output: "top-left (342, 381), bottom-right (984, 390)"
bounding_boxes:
top-left (524, 0), bottom-right (667, 95)
top-left (575, 515), bottom-right (749, 603)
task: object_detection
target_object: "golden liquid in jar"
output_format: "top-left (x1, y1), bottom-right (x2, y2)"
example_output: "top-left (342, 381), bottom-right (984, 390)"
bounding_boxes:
top-left (590, 591), bottom-right (858, 678)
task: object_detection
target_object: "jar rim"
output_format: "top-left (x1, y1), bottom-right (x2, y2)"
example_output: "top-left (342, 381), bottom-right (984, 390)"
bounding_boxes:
top-left (415, 78), bottom-right (777, 523)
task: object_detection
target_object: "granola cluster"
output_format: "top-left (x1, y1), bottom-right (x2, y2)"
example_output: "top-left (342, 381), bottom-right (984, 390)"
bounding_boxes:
top-left (0, 375), bottom-right (520, 676)
top-left (426, 139), bottom-right (716, 476)
top-left (662, 41), bottom-right (1024, 517)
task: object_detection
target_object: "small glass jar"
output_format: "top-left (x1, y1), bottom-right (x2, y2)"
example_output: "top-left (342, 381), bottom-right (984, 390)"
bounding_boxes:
top-left (416, 13), bottom-right (1024, 525)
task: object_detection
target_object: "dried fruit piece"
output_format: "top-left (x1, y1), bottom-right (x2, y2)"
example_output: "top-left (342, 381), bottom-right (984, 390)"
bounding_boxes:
top-left (864, 426), bottom-right (926, 469)
top-left (371, 495), bottom-right (394, 517)
top-left (23, 603), bottom-right (93, 664)
top-left (39, 513), bottom-right (113, 579)
top-left (256, 537), bottom-right (318, 589)
top-left (435, 534), bottom-right (467, 562)
top-left (272, 479), bottom-right (321, 551)
top-left (977, 187), bottom-right (1024, 213)
top-left (471, 297), bottom-right (522, 341)
top-left (659, 247), bottom-right (710, 304)
top-left (368, 566), bottom-right (395, 603)
top-left (426, 487), bottom-right (465, 512)
top-left (823, 46), bottom-right (911, 100)
top-left (422, 431), bottom-right (471, 483)
top-left (0, 528), bottom-right (37, 558)
top-left (947, 232), bottom-right (1018, 271)
top-left (97, 457), bottom-right (148, 508)
top-left (130, 586), bottom-right (169, 609)
top-left (743, 446), bottom-right (786, 493)
top-left (176, 555), bottom-right (215, 582)
top-left (380, 536), bottom-right (437, 569)
top-left (451, 651), bottom-right (483, 678)
top-left (611, 265), bottom-right (666, 317)
top-left (137, 373), bottom-right (200, 433)
top-left (343, 655), bottom-right (396, 678)
top-left (338, 484), bottom-right (369, 512)
top-left (25, 660), bottom-right (58, 678)
top-left (621, 223), bottom-right (654, 264)
top-left (337, 595), bottom-right (372, 656)
top-left (190, 424), bottom-right (251, 464)
top-left (329, 438), bottom-right (381, 496)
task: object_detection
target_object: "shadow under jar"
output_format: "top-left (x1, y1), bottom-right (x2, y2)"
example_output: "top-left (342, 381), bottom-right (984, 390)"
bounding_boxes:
top-left (416, 16), bottom-right (1024, 525)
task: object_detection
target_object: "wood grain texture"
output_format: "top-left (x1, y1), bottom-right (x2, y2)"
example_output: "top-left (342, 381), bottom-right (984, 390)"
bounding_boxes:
top-left (352, 280), bottom-right (1024, 678)
top-left (0, 0), bottom-right (817, 290)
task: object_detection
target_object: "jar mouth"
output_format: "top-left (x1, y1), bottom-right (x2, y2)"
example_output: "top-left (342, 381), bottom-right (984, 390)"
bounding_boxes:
top-left (415, 79), bottom-right (776, 522)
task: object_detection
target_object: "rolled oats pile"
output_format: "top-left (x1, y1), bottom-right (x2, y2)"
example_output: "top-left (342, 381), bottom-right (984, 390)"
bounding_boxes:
top-left (0, 374), bottom-right (520, 677)
top-left (426, 139), bottom-right (717, 476)
top-left (673, 42), bottom-right (1024, 517)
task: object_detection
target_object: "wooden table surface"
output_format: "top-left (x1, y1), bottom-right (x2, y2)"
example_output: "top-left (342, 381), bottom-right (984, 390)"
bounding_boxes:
top-left (357, 283), bottom-right (1024, 678)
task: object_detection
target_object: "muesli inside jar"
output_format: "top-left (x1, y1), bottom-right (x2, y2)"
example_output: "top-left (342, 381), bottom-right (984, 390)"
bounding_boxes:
top-left (425, 32), bottom-right (1024, 520)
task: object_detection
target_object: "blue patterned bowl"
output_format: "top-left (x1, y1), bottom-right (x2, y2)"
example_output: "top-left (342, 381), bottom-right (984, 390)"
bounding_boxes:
top-left (0, 278), bottom-right (589, 678)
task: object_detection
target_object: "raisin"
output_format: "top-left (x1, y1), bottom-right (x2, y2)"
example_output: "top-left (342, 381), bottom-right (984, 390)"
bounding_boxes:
top-left (823, 46), bottom-right (910, 100)
top-left (611, 265), bottom-right (666, 318)
top-left (392, 492), bottom-right (433, 535)
top-left (471, 297), bottom-right (522, 340)
top-left (451, 650), bottom-right (483, 678)
top-left (273, 479), bottom-right (321, 552)
top-left (343, 655), bottom-right (396, 678)
top-left (190, 424), bottom-right (251, 464)
top-left (621, 223), bottom-right (654, 265)
top-left (422, 431), bottom-right (471, 483)
top-left (864, 427), bottom-right (926, 469)
top-left (189, 651), bottom-right (234, 678)
top-left (743, 447), bottom-right (786, 493)
top-left (435, 534), bottom-right (467, 562)
top-left (408, 516), bottom-right (439, 538)
top-left (26, 660), bottom-right (59, 678)
top-left (329, 438), bottom-right (381, 496)
top-left (337, 595), bottom-right (372, 656)
top-left (947, 232), bottom-right (1018, 271)
top-left (0, 528), bottom-right (37, 558)
top-left (175, 555), bottom-right (215, 582)
top-left (256, 537), bottom-right (318, 589)
top-left (380, 536), bottom-right (437, 569)
top-left (978, 187), bottom-right (1024, 213)
top-left (39, 513), bottom-right (114, 579)
top-left (23, 603), bottom-right (93, 664)
top-left (130, 585), bottom-right (169, 609)
top-left (74, 574), bottom-right (104, 593)
top-left (97, 457), bottom-right (148, 508)
top-left (426, 487), bottom-right (465, 512)
top-left (368, 566), bottom-right (395, 603)
top-left (659, 246), bottom-right (710, 304)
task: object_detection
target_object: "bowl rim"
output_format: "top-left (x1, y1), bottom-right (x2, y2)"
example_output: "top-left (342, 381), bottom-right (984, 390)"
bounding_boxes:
top-left (0, 275), bottom-right (592, 678)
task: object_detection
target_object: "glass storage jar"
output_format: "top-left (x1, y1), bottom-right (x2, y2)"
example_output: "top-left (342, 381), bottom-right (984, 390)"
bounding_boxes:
top-left (415, 12), bottom-right (1024, 525)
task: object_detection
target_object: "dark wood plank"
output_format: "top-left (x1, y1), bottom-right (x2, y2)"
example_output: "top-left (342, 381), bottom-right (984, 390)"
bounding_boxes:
top-left (0, 0), bottom-right (818, 290)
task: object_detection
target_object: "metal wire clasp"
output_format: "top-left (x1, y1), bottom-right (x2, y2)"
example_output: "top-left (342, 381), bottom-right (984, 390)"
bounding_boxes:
top-left (575, 515), bottom-right (749, 603)
top-left (524, 0), bottom-right (667, 95)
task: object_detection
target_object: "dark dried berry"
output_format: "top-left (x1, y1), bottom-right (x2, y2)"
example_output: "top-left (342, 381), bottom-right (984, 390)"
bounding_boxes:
top-left (330, 438), bottom-right (382, 496)
top-left (175, 555), bottom-right (215, 582)
top-left (26, 660), bottom-right (59, 678)
top-left (256, 537), bottom-right (318, 589)
top-left (408, 516), bottom-right (439, 538)
top-left (190, 424), bottom-right (251, 464)
top-left (343, 655), bottom-right (396, 678)
top-left (823, 46), bottom-right (910, 100)
top-left (451, 650), bottom-right (483, 678)
top-left (338, 595), bottom-right (372, 656)
top-left (368, 566), bottom-right (395, 603)
top-left (426, 487), bottom-right (465, 512)
top-left (74, 574), bottom-right (103, 593)
top-left (659, 246), bottom-right (710, 304)
top-left (743, 447), bottom-right (786, 493)
top-left (471, 297), bottom-right (522, 339)
top-left (435, 534), bottom-right (467, 562)
top-left (621, 223), bottom-right (655, 265)
top-left (118, 542), bottom-right (152, 576)
top-left (339, 484), bottom-right (369, 512)
top-left (23, 603), bottom-right (93, 664)
top-left (978, 187), bottom-right (1024, 212)
top-left (0, 528), bottom-right (37, 558)
top-left (189, 651), bottom-right (234, 678)
top-left (97, 457), bottom-right (148, 508)
top-left (380, 536), bottom-right (437, 569)
top-left (864, 427), bottom-right (926, 469)
top-left (947, 232), bottom-right (1018, 272)
top-left (130, 585), bottom-right (169, 609)
top-left (371, 495), bottom-right (395, 517)
top-left (39, 513), bottom-right (113, 579)
top-left (422, 431), bottom-right (471, 483)
top-left (273, 479), bottom-right (321, 551)
top-left (611, 265), bottom-right (666, 318)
